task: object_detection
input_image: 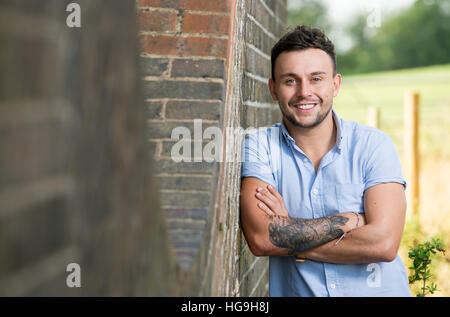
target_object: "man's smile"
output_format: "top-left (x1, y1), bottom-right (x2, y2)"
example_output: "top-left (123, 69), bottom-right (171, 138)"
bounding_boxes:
top-left (289, 101), bottom-right (321, 113)
top-left (294, 103), bottom-right (316, 110)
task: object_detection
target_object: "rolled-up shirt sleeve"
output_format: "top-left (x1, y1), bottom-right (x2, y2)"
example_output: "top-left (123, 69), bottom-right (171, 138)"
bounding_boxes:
top-left (364, 132), bottom-right (407, 191)
top-left (241, 130), bottom-right (277, 188)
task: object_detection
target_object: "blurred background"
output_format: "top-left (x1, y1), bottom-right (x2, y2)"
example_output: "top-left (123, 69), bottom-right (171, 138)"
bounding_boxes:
top-left (288, 0), bottom-right (450, 296)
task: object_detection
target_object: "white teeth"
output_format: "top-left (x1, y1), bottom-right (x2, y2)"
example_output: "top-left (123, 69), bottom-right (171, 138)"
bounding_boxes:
top-left (295, 104), bottom-right (315, 109)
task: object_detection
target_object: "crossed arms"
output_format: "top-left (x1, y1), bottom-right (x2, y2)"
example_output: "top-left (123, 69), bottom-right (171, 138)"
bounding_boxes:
top-left (239, 177), bottom-right (407, 264)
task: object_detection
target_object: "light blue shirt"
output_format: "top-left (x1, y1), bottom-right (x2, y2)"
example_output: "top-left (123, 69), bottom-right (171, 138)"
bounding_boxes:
top-left (241, 110), bottom-right (411, 297)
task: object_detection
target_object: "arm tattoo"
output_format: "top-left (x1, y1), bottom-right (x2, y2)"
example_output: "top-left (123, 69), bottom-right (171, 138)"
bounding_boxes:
top-left (268, 215), bottom-right (349, 255)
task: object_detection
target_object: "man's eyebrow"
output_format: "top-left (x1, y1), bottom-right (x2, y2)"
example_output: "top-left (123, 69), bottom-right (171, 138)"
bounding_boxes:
top-left (279, 71), bottom-right (328, 78)
top-left (279, 73), bottom-right (297, 78)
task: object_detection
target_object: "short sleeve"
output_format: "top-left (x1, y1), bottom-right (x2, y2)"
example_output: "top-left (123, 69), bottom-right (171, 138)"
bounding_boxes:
top-left (241, 129), bottom-right (277, 187)
top-left (364, 133), bottom-right (407, 191)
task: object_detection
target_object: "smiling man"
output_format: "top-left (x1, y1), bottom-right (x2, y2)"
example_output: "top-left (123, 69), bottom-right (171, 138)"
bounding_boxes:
top-left (240, 25), bottom-right (411, 297)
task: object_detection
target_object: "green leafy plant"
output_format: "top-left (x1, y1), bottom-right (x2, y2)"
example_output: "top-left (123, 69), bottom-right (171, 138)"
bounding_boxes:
top-left (408, 237), bottom-right (446, 297)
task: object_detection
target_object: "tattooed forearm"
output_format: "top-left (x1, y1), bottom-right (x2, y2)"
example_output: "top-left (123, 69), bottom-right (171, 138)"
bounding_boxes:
top-left (268, 215), bottom-right (349, 255)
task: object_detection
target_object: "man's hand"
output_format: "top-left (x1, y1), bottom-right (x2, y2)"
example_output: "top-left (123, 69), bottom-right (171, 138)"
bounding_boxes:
top-left (255, 184), bottom-right (289, 217)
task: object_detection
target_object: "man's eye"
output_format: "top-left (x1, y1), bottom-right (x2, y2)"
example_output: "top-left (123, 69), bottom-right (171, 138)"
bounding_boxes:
top-left (286, 79), bottom-right (295, 84)
top-left (312, 77), bottom-right (322, 82)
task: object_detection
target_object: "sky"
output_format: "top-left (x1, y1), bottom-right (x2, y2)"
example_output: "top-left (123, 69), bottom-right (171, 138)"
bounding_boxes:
top-left (287, 0), bottom-right (416, 52)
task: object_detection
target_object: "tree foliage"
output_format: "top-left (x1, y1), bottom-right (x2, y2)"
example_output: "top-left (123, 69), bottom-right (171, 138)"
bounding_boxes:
top-left (339, 0), bottom-right (450, 74)
top-left (288, 0), bottom-right (450, 75)
top-left (287, 0), bottom-right (331, 34)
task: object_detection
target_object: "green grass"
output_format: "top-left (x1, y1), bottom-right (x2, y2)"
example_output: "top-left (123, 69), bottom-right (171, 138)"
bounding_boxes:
top-left (334, 63), bottom-right (450, 159)
top-left (333, 63), bottom-right (450, 296)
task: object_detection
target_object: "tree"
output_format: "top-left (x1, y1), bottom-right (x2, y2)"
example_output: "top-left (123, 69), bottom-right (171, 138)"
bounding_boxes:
top-left (288, 0), bottom-right (330, 33)
top-left (338, 0), bottom-right (450, 75)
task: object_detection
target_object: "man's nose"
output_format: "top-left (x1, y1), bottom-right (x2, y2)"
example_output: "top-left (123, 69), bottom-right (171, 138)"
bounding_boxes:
top-left (297, 81), bottom-right (312, 98)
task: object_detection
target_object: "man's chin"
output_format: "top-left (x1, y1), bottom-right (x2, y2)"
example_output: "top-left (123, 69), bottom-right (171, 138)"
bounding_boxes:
top-left (284, 114), bottom-right (316, 128)
top-left (285, 112), bottom-right (330, 129)
top-left (285, 118), bottom-right (314, 129)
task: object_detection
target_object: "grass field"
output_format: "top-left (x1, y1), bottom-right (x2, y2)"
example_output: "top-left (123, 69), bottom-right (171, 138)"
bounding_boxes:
top-left (333, 63), bottom-right (450, 296)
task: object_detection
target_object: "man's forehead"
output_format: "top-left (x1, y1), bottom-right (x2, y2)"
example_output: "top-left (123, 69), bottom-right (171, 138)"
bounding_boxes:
top-left (275, 49), bottom-right (334, 77)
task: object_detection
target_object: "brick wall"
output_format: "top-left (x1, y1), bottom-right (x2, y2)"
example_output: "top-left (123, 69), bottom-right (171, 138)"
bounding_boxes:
top-left (138, 0), bottom-right (286, 296)
top-left (137, 0), bottom-right (230, 275)
top-left (0, 0), bottom-right (78, 296)
top-left (0, 0), bottom-right (174, 296)
top-left (237, 0), bottom-right (286, 296)
top-left (0, 0), bottom-right (287, 296)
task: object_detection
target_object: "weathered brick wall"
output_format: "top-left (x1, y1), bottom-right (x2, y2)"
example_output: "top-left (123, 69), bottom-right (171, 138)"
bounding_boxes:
top-left (204, 0), bottom-right (287, 297)
top-left (238, 0), bottom-right (287, 297)
top-left (0, 0), bottom-right (80, 296)
top-left (138, 0), bottom-right (229, 274)
top-left (0, 0), bottom-right (174, 296)
top-left (0, 0), bottom-right (287, 297)
top-left (138, 0), bottom-right (286, 296)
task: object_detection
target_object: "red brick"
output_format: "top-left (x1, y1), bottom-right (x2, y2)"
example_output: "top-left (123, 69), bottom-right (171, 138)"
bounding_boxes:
top-left (181, 0), bottom-right (231, 13)
top-left (139, 0), bottom-right (181, 9)
top-left (182, 36), bottom-right (228, 58)
top-left (182, 13), bottom-right (229, 35)
top-left (139, 10), bottom-right (177, 32)
top-left (140, 34), bottom-right (179, 55)
top-left (139, 0), bottom-right (231, 13)
top-left (140, 34), bottom-right (228, 58)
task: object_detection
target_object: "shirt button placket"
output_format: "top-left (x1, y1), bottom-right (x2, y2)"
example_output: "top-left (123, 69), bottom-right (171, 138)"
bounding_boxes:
top-left (311, 186), bottom-right (322, 219)
top-left (328, 281), bottom-right (339, 296)
top-left (324, 262), bottom-right (340, 296)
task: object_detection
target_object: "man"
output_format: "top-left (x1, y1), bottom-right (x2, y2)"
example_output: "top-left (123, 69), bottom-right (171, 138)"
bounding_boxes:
top-left (240, 25), bottom-right (411, 297)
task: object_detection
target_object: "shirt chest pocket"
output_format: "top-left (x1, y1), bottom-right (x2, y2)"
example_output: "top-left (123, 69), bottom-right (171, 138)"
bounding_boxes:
top-left (324, 184), bottom-right (365, 214)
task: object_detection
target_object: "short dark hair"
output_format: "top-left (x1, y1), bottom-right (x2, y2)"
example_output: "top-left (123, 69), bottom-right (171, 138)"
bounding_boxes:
top-left (271, 25), bottom-right (337, 80)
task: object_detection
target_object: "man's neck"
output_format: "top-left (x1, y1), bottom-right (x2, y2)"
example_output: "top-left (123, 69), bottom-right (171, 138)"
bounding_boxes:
top-left (283, 111), bottom-right (337, 164)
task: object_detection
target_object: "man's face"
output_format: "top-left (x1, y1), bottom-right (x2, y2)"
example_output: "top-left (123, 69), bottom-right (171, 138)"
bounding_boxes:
top-left (269, 48), bottom-right (341, 129)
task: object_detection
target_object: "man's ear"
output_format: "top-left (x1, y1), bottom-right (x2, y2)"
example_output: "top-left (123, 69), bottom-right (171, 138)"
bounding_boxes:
top-left (332, 73), bottom-right (342, 98)
top-left (268, 78), bottom-right (278, 101)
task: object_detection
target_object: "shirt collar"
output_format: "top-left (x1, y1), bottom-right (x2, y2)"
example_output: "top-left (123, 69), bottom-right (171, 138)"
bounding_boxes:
top-left (280, 108), bottom-right (344, 152)
top-left (333, 109), bottom-right (344, 152)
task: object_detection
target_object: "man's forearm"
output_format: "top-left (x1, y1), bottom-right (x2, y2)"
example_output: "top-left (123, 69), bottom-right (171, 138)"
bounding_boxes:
top-left (304, 223), bottom-right (396, 264)
top-left (303, 183), bottom-right (407, 264)
top-left (263, 213), bottom-right (357, 256)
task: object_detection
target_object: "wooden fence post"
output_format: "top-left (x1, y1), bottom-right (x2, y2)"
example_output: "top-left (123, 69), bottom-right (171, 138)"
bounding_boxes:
top-left (404, 91), bottom-right (420, 216)
top-left (368, 106), bottom-right (380, 128)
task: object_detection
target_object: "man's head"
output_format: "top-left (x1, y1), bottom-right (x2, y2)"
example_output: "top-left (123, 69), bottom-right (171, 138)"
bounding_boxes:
top-left (271, 25), bottom-right (337, 81)
top-left (269, 25), bottom-right (341, 129)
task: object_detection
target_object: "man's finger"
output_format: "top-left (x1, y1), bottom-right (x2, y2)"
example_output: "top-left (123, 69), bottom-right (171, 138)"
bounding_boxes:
top-left (257, 186), bottom-right (277, 201)
top-left (257, 202), bottom-right (274, 216)
top-left (267, 184), bottom-right (283, 201)
top-left (255, 192), bottom-right (276, 210)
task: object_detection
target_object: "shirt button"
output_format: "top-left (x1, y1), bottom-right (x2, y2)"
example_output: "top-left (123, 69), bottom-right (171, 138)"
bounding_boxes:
top-left (303, 158), bottom-right (308, 163)
top-left (312, 188), bottom-right (319, 195)
top-left (330, 283), bottom-right (336, 289)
